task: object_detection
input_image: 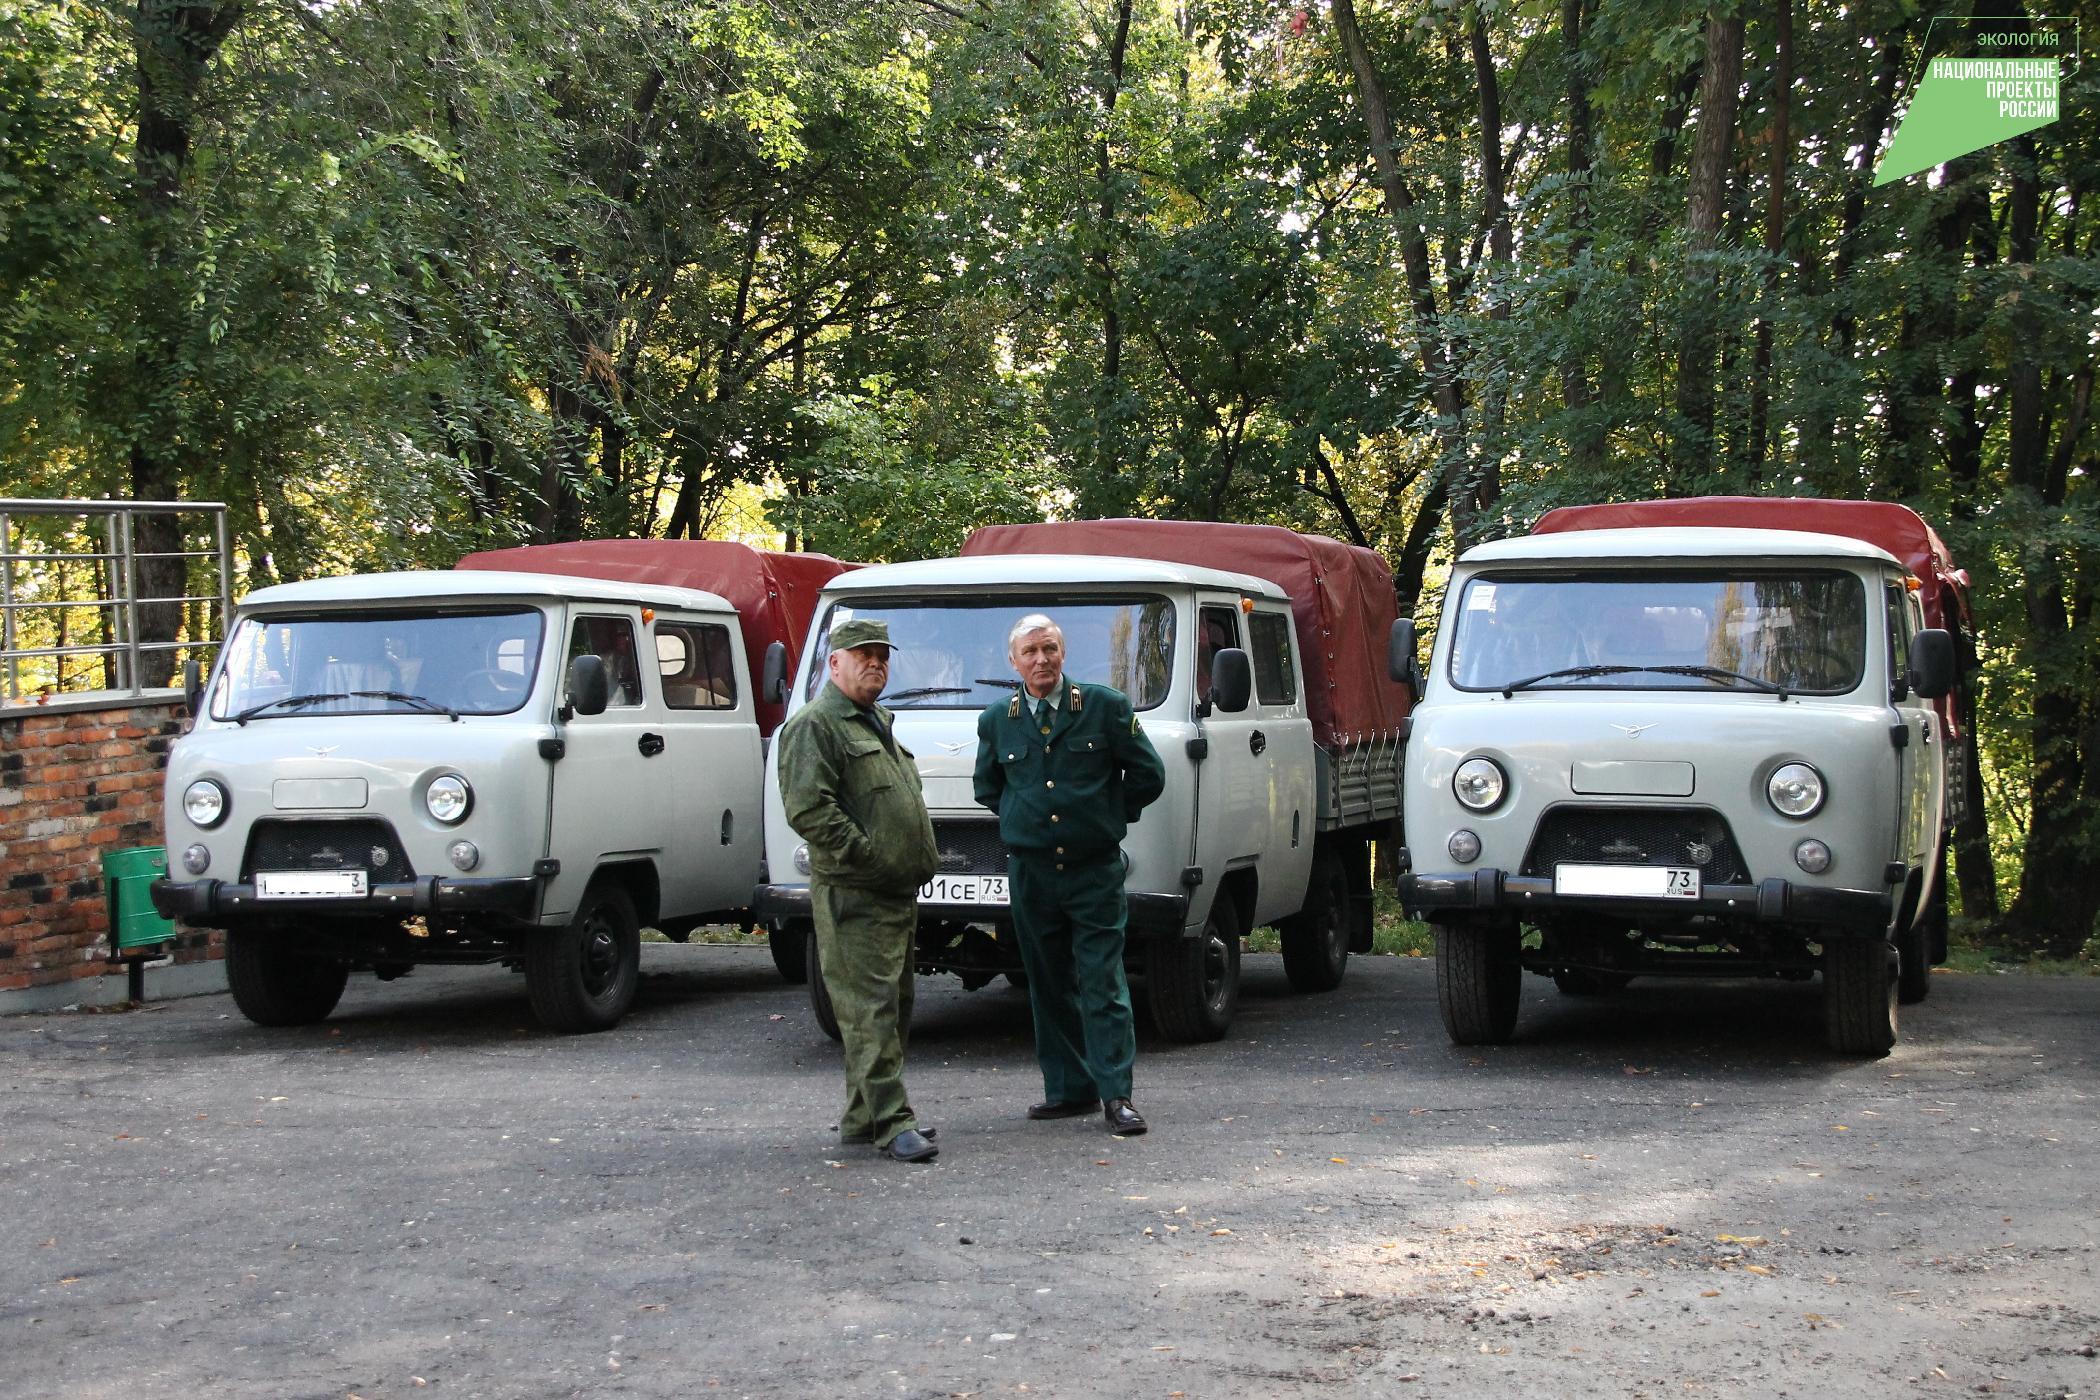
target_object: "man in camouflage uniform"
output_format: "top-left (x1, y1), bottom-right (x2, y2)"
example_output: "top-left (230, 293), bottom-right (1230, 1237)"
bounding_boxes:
top-left (975, 613), bottom-right (1166, 1135)
top-left (777, 618), bottom-right (942, 1162)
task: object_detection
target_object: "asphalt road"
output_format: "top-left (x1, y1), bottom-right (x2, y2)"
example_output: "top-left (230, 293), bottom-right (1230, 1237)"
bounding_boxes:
top-left (4, 947), bottom-right (2097, 1400)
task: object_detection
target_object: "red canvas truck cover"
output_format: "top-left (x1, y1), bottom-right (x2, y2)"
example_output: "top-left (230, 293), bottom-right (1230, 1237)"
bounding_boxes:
top-left (1532, 497), bottom-right (1971, 632)
top-left (961, 519), bottom-right (1412, 748)
top-left (457, 540), bottom-right (857, 735)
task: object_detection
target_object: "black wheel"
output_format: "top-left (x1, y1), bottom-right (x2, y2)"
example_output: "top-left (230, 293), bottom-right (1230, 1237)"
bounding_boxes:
top-left (1552, 968), bottom-right (1632, 996)
top-left (1824, 937), bottom-right (1897, 1056)
top-left (1279, 845), bottom-right (1350, 993)
top-left (807, 924), bottom-right (842, 1041)
top-left (224, 928), bottom-right (349, 1027)
top-left (1434, 921), bottom-right (1522, 1045)
top-left (770, 921), bottom-right (810, 984)
top-left (526, 881), bottom-right (640, 1033)
top-left (1900, 848), bottom-right (1948, 1005)
top-left (1149, 896), bottom-right (1242, 1043)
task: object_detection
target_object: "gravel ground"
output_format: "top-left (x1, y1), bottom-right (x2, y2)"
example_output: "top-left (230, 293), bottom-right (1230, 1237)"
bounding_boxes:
top-left (4, 946), bottom-right (2096, 1399)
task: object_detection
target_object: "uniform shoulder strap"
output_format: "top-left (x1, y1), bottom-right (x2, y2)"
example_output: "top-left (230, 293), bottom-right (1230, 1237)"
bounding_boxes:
top-left (1007, 694), bottom-right (1021, 719)
top-left (1069, 683), bottom-right (1084, 713)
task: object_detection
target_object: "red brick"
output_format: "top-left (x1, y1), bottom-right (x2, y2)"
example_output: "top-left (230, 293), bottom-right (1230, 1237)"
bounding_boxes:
top-left (0, 972), bottom-right (27, 991)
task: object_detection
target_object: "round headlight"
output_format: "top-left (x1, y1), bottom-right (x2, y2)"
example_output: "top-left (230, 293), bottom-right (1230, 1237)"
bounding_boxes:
top-left (1452, 757), bottom-right (1508, 812)
top-left (1794, 839), bottom-right (1833, 874)
top-left (1768, 763), bottom-right (1825, 818)
top-left (1447, 829), bottom-right (1482, 864)
top-left (426, 774), bottom-right (472, 824)
top-left (181, 843), bottom-right (212, 875)
top-left (183, 779), bottom-right (227, 829)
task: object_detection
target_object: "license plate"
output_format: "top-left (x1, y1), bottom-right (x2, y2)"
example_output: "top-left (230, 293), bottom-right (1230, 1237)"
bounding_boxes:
top-left (257, 870), bottom-right (368, 899)
top-left (919, 873), bottom-right (1009, 907)
top-left (1555, 864), bottom-right (1701, 899)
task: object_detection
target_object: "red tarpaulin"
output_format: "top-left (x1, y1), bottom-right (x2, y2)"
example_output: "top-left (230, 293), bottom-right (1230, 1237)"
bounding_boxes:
top-left (457, 540), bottom-right (857, 735)
top-left (962, 520), bottom-right (1411, 747)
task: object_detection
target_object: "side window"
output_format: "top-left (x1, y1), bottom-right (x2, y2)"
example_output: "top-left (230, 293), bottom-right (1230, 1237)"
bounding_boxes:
top-left (658, 620), bottom-right (738, 710)
top-left (566, 614), bottom-right (643, 708)
top-left (1195, 604), bottom-right (1240, 699)
top-left (1248, 611), bottom-right (1297, 706)
top-left (1885, 581), bottom-right (1911, 693)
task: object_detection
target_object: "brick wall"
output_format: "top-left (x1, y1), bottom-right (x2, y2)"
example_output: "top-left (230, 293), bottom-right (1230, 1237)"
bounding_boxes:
top-left (0, 696), bottom-right (222, 994)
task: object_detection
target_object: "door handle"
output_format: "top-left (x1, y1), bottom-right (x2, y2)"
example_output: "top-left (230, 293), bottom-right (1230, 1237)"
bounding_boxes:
top-left (639, 732), bottom-right (666, 757)
top-left (1250, 729), bottom-right (1267, 755)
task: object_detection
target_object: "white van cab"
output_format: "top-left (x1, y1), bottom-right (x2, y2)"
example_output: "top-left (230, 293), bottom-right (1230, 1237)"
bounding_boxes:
top-left (1398, 522), bottom-right (1961, 1055)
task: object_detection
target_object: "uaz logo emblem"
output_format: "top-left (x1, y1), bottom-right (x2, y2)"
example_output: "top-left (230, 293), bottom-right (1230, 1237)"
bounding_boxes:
top-left (1610, 723), bottom-right (1657, 739)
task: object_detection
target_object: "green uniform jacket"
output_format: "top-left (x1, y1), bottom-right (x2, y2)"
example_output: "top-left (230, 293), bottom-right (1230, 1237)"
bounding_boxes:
top-left (778, 682), bottom-right (940, 895)
top-left (974, 680), bottom-right (1167, 858)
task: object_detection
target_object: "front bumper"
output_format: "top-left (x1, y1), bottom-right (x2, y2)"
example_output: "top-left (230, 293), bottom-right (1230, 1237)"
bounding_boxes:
top-left (753, 884), bottom-right (1190, 937)
top-left (150, 875), bottom-right (544, 926)
top-left (1399, 868), bottom-right (1891, 935)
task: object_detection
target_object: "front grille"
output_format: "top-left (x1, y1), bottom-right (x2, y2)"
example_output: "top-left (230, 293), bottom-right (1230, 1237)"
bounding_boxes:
top-left (1521, 805), bottom-right (1751, 885)
top-left (242, 818), bottom-right (416, 881)
top-left (932, 820), bottom-right (1009, 875)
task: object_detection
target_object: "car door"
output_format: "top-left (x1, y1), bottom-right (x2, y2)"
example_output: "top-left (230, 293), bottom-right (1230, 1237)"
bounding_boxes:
top-left (1246, 604), bottom-right (1316, 925)
top-left (1886, 577), bottom-right (1942, 873)
top-left (547, 608), bottom-right (667, 920)
top-left (652, 612), bottom-right (762, 916)
top-left (1192, 596), bottom-right (1266, 912)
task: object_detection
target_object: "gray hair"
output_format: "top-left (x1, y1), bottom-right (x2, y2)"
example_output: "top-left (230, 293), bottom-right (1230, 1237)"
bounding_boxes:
top-left (1007, 613), bottom-right (1064, 651)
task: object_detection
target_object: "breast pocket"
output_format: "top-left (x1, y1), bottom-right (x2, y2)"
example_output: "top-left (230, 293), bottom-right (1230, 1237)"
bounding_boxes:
top-left (1069, 734), bottom-right (1112, 777)
top-left (842, 737), bottom-right (895, 793)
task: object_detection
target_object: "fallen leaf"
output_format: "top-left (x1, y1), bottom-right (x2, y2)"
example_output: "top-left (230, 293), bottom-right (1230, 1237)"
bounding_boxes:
top-left (1211, 1229), bottom-right (1232, 1236)
top-left (1745, 1264), bottom-right (1772, 1276)
top-left (1702, 1290), bottom-right (1721, 1298)
top-left (1094, 1159), bottom-right (1111, 1166)
top-left (1330, 1157), bottom-right (1349, 1165)
top-left (1621, 1064), bottom-right (1653, 1076)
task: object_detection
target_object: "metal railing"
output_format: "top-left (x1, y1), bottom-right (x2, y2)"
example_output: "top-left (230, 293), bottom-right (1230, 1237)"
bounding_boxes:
top-left (0, 499), bottom-right (233, 704)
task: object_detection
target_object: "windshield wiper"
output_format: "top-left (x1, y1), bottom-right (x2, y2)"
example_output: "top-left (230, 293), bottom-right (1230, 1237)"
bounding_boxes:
top-left (233, 692), bottom-right (348, 725)
top-left (1500, 663), bottom-right (1789, 701)
top-left (883, 686), bottom-right (975, 703)
top-left (351, 689), bottom-right (463, 720)
top-left (1643, 664), bottom-right (1789, 700)
top-left (1501, 664), bottom-right (1641, 697)
top-left (974, 677), bottom-right (1021, 690)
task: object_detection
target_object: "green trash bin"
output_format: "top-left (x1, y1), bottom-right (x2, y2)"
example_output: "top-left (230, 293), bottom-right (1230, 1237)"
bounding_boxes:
top-left (103, 846), bottom-right (178, 953)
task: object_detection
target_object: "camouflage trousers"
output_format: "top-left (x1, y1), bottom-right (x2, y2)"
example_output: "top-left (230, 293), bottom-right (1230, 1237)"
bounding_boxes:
top-left (812, 882), bottom-right (920, 1148)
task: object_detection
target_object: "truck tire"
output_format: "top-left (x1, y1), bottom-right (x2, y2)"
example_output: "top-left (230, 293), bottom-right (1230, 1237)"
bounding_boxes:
top-left (1824, 938), bottom-right (1897, 1056)
top-left (1899, 848), bottom-right (1948, 1005)
top-left (526, 881), bottom-right (641, 1033)
top-left (1150, 897), bottom-right (1242, 1043)
top-left (1434, 922), bottom-right (1521, 1045)
top-left (1279, 845), bottom-right (1350, 993)
top-left (225, 928), bottom-right (349, 1027)
top-left (770, 921), bottom-right (811, 984)
top-left (807, 924), bottom-right (842, 1042)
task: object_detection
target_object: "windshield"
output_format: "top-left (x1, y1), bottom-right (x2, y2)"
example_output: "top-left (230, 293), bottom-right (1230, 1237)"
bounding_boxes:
top-left (210, 608), bottom-right (547, 719)
top-left (803, 595), bottom-right (1176, 710)
top-left (1447, 573), bottom-right (1868, 694)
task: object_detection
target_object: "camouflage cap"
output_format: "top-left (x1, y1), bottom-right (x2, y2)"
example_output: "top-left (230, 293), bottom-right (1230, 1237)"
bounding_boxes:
top-left (829, 617), bottom-right (895, 652)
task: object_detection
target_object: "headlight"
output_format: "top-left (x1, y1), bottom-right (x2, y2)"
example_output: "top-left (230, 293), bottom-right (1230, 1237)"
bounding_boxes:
top-left (1794, 839), bottom-right (1832, 874)
top-left (1452, 757), bottom-right (1507, 812)
top-left (181, 844), bottom-right (211, 875)
top-left (1447, 829), bottom-right (1481, 864)
top-left (183, 780), bottom-right (227, 828)
top-left (1767, 763), bottom-right (1825, 818)
top-left (426, 774), bottom-right (472, 824)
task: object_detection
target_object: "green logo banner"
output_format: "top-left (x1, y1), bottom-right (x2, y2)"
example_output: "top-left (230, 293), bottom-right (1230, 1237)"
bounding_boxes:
top-left (1875, 55), bottom-right (2062, 185)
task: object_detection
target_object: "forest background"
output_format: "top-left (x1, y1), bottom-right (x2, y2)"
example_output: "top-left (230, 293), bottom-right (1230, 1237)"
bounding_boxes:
top-left (2, 0), bottom-right (2096, 955)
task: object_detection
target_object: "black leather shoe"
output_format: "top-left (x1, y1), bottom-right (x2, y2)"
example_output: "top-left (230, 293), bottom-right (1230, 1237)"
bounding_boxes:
top-left (884, 1128), bottom-right (940, 1162)
top-left (841, 1125), bottom-right (936, 1146)
top-left (1104, 1098), bottom-right (1147, 1135)
top-left (1027, 1098), bottom-right (1101, 1120)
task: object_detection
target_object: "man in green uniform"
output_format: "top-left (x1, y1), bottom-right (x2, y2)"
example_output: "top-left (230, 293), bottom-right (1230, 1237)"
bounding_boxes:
top-left (974, 613), bottom-right (1166, 1135)
top-left (777, 617), bottom-right (943, 1162)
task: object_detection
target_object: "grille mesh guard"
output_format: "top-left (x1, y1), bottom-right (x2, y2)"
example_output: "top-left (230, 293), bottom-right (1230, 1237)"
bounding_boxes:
top-left (242, 818), bottom-right (417, 882)
top-left (1520, 805), bottom-right (1751, 885)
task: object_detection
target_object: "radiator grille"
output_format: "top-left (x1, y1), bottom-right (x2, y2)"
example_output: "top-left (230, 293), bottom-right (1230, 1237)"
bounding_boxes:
top-left (1522, 805), bottom-right (1751, 885)
top-left (242, 819), bottom-right (416, 881)
top-left (931, 821), bottom-right (1010, 875)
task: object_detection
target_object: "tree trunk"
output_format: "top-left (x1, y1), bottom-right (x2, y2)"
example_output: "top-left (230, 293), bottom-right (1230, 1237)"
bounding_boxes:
top-left (128, 0), bottom-right (243, 685)
top-left (1746, 0), bottom-right (1790, 486)
top-left (1671, 10), bottom-right (1744, 482)
top-left (1558, 0), bottom-right (1603, 475)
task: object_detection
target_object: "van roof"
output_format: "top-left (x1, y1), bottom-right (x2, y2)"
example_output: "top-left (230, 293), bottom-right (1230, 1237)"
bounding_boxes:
top-left (240, 569), bottom-right (734, 613)
top-left (825, 553), bottom-right (1291, 599)
top-left (1462, 526), bottom-right (1900, 567)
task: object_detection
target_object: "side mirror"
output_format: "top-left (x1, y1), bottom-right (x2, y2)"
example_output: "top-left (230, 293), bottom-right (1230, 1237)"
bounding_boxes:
top-left (1909, 628), bottom-right (1956, 700)
top-left (1388, 618), bottom-right (1422, 694)
top-left (1209, 647), bottom-right (1253, 714)
top-left (761, 641), bottom-right (788, 706)
top-left (566, 654), bottom-right (610, 717)
top-left (182, 658), bottom-right (204, 715)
